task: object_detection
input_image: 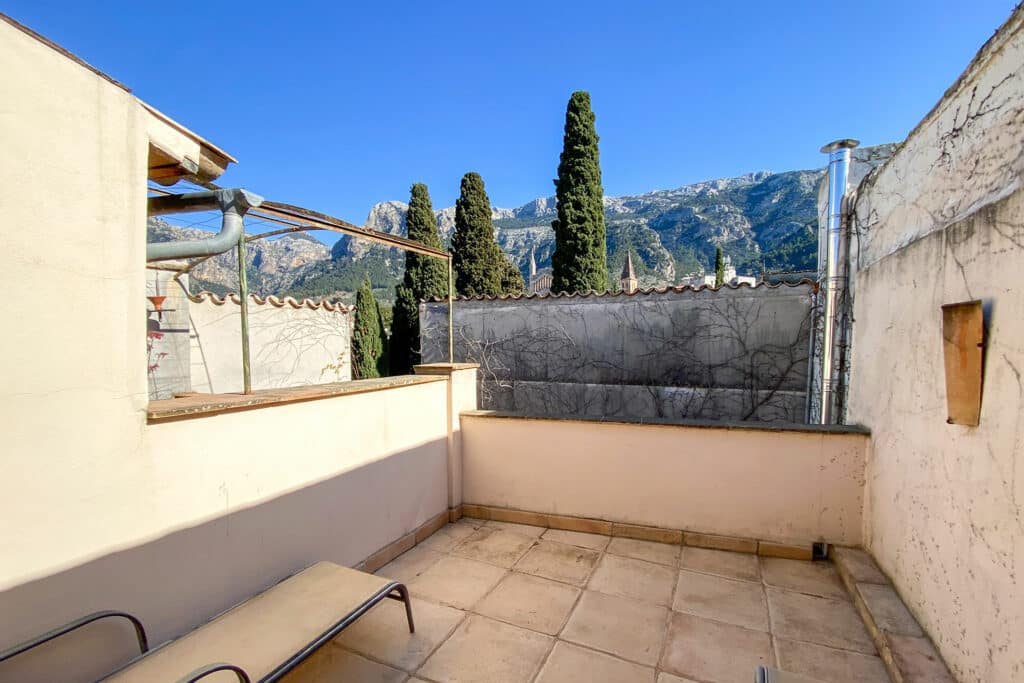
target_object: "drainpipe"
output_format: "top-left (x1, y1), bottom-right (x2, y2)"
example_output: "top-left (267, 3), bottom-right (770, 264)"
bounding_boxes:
top-left (818, 139), bottom-right (858, 424)
top-left (146, 189), bottom-right (263, 262)
top-left (147, 188), bottom-right (263, 394)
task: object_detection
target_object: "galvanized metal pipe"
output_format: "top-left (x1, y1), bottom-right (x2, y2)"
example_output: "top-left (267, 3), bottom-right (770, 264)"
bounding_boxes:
top-left (819, 139), bottom-right (858, 424)
top-left (236, 234), bottom-right (252, 394)
top-left (447, 257), bottom-right (454, 364)
top-left (147, 189), bottom-right (263, 262)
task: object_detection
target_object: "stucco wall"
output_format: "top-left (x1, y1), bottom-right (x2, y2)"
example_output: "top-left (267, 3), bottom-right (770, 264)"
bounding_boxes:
top-left (848, 8), bottom-right (1024, 682)
top-left (0, 19), bottom-right (459, 683)
top-left (0, 16), bottom-right (149, 591)
top-left (0, 379), bottom-right (453, 683)
top-left (422, 283), bottom-right (814, 422)
top-left (188, 291), bottom-right (352, 394)
top-left (461, 413), bottom-right (868, 546)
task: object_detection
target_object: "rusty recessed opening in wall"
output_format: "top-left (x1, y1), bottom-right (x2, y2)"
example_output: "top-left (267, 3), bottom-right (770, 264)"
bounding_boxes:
top-left (941, 300), bottom-right (985, 426)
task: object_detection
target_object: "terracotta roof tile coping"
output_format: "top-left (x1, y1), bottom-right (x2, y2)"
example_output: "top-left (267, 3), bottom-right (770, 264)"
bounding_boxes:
top-left (426, 278), bottom-right (816, 303)
top-left (459, 410), bottom-right (870, 435)
top-left (187, 290), bottom-right (351, 312)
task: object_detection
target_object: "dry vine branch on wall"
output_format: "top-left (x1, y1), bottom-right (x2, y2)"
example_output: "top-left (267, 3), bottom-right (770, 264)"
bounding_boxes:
top-left (421, 288), bottom-right (814, 422)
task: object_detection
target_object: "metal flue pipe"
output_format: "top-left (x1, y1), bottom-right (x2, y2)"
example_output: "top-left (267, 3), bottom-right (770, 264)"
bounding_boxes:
top-left (819, 139), bottom-right (858, 424)
top-left (147, 189), bottom-right (263, 262)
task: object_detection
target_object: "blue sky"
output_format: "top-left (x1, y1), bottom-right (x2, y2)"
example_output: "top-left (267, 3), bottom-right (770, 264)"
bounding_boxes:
top-left (6, 1), bottom-right (1016, 238)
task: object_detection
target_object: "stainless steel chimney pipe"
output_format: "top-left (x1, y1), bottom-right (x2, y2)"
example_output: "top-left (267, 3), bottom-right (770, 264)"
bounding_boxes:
top-left (819, 139), bottom-right (859, 424)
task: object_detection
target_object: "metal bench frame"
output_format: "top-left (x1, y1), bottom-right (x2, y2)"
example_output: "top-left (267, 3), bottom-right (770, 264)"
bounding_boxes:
top-left (0, 580), bottom-right (414, 683)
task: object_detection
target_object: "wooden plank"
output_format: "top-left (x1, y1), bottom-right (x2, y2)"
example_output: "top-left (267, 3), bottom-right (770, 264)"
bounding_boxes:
top-left (941, 300), bottom-right (984, 426)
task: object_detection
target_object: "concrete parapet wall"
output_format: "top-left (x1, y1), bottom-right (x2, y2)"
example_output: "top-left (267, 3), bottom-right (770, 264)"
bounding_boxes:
top-left (421, 283), bottom-right (814, 422)
top-left (460, 411), bottom-right (868, 546)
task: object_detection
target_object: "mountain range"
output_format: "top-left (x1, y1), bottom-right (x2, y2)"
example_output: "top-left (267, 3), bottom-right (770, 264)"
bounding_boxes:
top-left (147, 166), bottom-right (830, 303)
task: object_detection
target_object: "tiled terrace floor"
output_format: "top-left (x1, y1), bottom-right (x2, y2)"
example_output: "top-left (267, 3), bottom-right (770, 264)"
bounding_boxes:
top-left (289, 519), bottom-right (891, 683)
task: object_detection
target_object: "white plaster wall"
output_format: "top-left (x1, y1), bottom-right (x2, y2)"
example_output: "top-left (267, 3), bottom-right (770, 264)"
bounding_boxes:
top-left (852, 9), bottom-right (1024, 272)
top-left (0, 20), bottom-right (453, 683)
top-left (461, 414), bottom-right (868, 545)
top-left (849, 8), bottom-right (1024, 681)
top-left (0, 379), bottom-right (451, 683)
top-left (0, 18), bottom-right (149, 587)
top-left (189, 294), bottom-right (352, 393)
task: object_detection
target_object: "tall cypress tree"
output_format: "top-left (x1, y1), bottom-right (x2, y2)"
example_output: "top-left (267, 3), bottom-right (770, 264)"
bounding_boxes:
top-left (551, 91), bottom-right (607, 294)
top-left (714, 247), bottom-right (725, 287)
top-left (391, 183), bottom-right (448, 374)
top-left (352, 276), bottom-right (383, 379)
top-left (451, 172), bottom-right (509, 297)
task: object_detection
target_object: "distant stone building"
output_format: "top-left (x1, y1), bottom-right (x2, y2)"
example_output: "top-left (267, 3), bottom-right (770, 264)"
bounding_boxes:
top-left (528, 245), bottom-right (553, 295)
top-left (678, 255), bottom-right (756, 288)
top-left (619, 253), bottom-right (638, 293)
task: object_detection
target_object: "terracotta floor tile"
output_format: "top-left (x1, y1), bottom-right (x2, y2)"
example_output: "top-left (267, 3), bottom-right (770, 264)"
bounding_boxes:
top-left (680, 547), bottom-right (760, 582)
top-left (767, 587), bottom-right (875, 654)
top-left (409, 555), bottom-right (507, 610)
top-left (656, 674), bottom-right (700, 683)
top-left (417, 615), bottom-right (552, 683)
top-left (474, 572), bottom-right (580, 635)
top-left (588, 553), bottom-right (676, 607)
top-left (542, 528), bottom-right (611, 550)
top-left (515, 540), bottom-right (601, 586)
top-left (607, 537), bottom-right (681, 567)
top-left (832, 547), bottom-right (888, 584)
top-left (776, 637), bottom-right (890, 683)
top-left (673, 569), bottom-right (769, 631)
top-left (561, 590), bottom-right (668, 666)
top-left (451, 527), bottom-right (536, 568)
top-left (335, 597), bottom-right (464, 672)
top-left (418, 522), bottom-right (482, 553)
top-left (660, 611), bottom-right (773, 682)
top-left (858, 583), bottom-right (923, 636)
top-left (487, 520), bottom-right (546, 537)
top-left (760, 558), bottom-right (848, 600)
top-left (377, 545), bottom-right (445, 585)
top-left (886, 633), bottom-right (957, 682)
top-left (284, 644), bottom-right (406, 682)
top-left (535, 641), bottom-right (655, 683)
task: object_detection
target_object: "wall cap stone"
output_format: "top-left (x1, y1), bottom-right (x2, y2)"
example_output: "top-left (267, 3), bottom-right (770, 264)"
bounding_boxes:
top-left (459, 410), bottom-right (871, 435)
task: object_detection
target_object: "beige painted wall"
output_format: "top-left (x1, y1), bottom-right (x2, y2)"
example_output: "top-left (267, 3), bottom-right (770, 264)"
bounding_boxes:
top-left (0, 17), bottom-right (150, 587)
top-left (849, 9), bottom-right (1024, 682)
top-left (0, 20), bottom-right (463, 683)
top-left (415, 365), bottom-right (480, 510)
top-left (0, 379), bottom-right (452, 683)
top-left (461, 413), bottom-right (868, 545)
top-left (189, 292), bottom-right (353, 393)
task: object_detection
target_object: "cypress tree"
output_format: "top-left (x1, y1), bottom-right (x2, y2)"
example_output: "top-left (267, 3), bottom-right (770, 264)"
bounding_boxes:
top-left (352, 276), bottom-right (383, 379)
top-left (376, 298), bottom-right (390, 377)
top-left (451, 172), bottom-right (503, 297)
top-left (390, 183), bottom-right (448, 374)
top-left (501, 258), bottom-right (525, 295)
top-left (551, 91), bottom-right (607, 294)
top-left (714, 247), bottom-right (725, 287)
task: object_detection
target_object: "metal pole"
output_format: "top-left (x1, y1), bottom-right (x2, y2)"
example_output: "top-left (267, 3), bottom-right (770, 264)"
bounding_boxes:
top-left (447, 257), bottom-right (454, 364)
top-left (819, 139), bottom-right (858, 424)
top-left (237, 234), bottom-right (252, 394)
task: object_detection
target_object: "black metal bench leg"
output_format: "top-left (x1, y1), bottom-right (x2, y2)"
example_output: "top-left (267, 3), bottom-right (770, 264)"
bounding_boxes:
top-left (394, 584), bottom-right (415, 633)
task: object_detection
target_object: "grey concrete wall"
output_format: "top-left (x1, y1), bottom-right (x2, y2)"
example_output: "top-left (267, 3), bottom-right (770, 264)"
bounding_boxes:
top-left (421, 283), bottom-right (813, 422)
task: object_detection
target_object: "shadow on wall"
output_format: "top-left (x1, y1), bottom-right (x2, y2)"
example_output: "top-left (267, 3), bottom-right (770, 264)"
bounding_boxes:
top-left (0, 436), bottom-right (447, 683)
